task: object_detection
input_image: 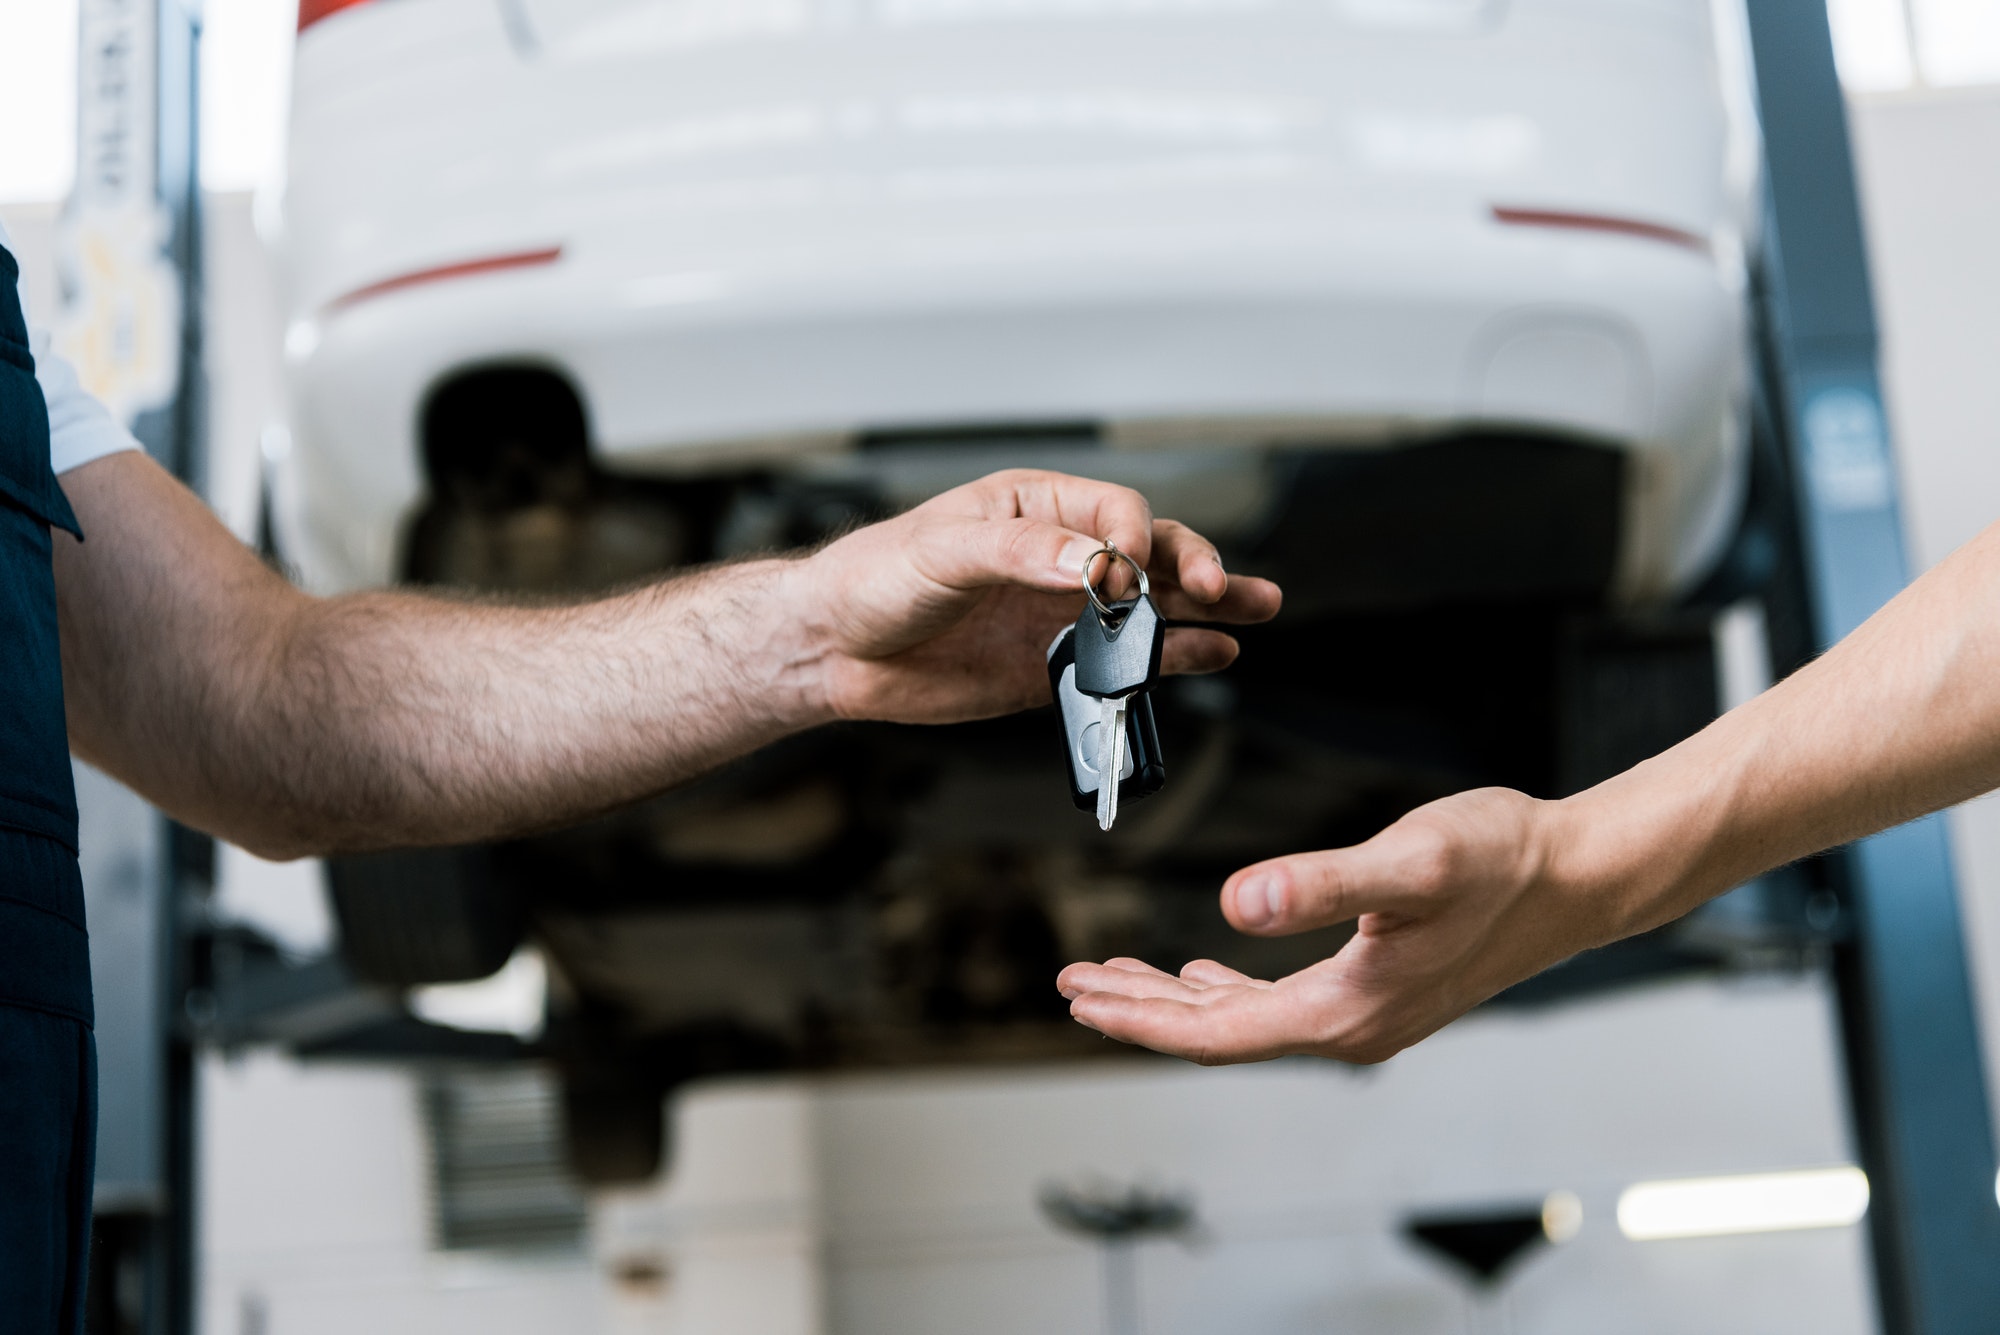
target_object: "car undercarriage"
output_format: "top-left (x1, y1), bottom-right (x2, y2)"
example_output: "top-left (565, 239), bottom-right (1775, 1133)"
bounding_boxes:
top-left (301, 365), bottom-right (1777, 1182)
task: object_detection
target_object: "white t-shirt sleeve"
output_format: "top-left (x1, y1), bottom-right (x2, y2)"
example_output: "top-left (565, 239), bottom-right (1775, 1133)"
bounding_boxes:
top-left (0, 221), bottom-right (145, 476)
top-left (33, 328), bottom-right (145, 475)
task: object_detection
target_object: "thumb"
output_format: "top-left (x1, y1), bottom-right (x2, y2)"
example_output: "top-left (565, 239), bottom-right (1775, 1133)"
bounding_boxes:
top-left (1222, 827), bottom-right (1446, 936)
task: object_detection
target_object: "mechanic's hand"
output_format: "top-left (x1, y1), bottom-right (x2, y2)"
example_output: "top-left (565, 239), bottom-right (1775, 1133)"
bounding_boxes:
top-left (793, 469), bottom-right (1282, 725)
top-left (1056, 787), bottom-right (1632, 1065)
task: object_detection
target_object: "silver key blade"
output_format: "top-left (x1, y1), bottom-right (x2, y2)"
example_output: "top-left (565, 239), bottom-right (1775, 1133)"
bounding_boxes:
top-left (1095, 697), bottom-right (1121, 830)
top-left (1107, 701), bottom-right (1127, 828)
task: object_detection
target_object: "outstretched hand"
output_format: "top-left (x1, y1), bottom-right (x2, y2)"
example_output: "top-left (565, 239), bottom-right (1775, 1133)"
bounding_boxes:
top-left (794, 468), bottom-right (1282, 725)
top-left (1057, 788), bottom-right (1639, 1065)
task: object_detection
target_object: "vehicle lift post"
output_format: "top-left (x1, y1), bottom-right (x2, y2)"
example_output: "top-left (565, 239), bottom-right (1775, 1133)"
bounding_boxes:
top-left (63, 2), bottom-right (207, 1333)
top-left (1744, 2), bottom-right (2000, 1329)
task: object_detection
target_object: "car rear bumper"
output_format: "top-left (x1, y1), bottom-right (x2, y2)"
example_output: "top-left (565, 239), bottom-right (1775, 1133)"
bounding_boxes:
top-left (278, 208), bottom-right (1746, 601)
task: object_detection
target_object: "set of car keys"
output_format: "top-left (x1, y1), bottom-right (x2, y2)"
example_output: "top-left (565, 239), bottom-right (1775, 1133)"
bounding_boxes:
top-left (1047, 541), bottom-right (1167, 830)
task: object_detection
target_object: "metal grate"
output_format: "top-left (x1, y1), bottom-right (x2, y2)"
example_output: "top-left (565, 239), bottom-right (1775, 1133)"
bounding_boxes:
top-left (421, 1066), bottom-right (588, 1252)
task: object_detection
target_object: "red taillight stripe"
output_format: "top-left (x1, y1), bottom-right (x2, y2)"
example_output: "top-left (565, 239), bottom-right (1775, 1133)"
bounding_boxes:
top-left (299, 0), bottom-right (374, 32)
top-left (325, 247), bottom-right (565, 314)
top-left (1491, 205), bottom-right (1709, 254)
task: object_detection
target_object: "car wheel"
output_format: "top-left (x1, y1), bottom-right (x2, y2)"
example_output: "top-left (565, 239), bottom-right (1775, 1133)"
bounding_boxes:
top-left (325, 847), bottom-right (524, 985)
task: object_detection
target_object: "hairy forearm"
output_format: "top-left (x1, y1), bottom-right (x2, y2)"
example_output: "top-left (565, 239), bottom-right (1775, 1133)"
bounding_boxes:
top-left (227, 561), bottom-right (829, 856)
top-left (56, 454), bottom-right (834, 858)
top-left (1558, 519), bottom-right (2000, 934)
top-left (78, 559), bottom-right (831, 859)
top-left (54, 454), bottom-right (1278, 862)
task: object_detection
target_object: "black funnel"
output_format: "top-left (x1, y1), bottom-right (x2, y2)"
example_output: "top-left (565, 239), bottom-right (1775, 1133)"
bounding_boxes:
top-left (1404, 1207), bottom-right (1548, 1284)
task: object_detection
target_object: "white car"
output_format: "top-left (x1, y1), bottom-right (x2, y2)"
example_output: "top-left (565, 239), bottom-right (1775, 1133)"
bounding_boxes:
top-left (275, 0), bottom-right (1763, 1179)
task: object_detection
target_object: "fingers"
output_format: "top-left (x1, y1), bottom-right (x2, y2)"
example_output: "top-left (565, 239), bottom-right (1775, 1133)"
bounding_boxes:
top-left (1151, 576), bottom-right (1283, 626)
top-left (1097, 956), bottom-right (1182, 982)
top-left (1160, 627), bottom-right (1239, 676)
top-left (1069, 980), bottom-right (1405, 1065)
top-left (1066, 986), bottom-right (1301, 1065)
top-left (1060, 880), bottom-right (1413, 1056)
top-left (1148, 519), bottom-right (1227, 603)
top-left (1061, 956), bottom-right (1378, 1064)
top-left (923, 471), bottom-right (1284, 620)
top-left (1179, 959), bottom-right (1269, 988)
top-left (907, 514), bottom-right (1281, 630)
top-left (909, 515), bottom-right (1126, 595)
top-left (1147, 520), bottom-right (1283, 624)
top-left (953, 470), bottom-right (1157, 568)
top-left (1055, 958), bottom-right (1269, 1004)
top-left (1221, 829), bottom-right (1444, 936)
top-left (1146, 522), bottom-right (1281, 623)
top-left (1057, 958), bottom-right (1194, 1002)
top-left (1144, 521), bottom-right (1281, 625)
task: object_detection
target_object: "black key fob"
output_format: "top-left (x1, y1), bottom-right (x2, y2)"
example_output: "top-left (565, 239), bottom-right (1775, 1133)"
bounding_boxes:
top-left (1048, 625), bottom-right (1166, 813)
top-left (1072, 593), bottom-right (1165, 700)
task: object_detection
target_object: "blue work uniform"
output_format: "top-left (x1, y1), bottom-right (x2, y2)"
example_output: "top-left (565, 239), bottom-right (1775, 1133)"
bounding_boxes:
top-left (0, 225), bottom-right (143, 1334)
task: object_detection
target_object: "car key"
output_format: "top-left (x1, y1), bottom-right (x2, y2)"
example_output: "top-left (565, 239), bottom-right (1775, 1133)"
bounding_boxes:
top-left (1048, 623), bottom-right (1165, 817)
top-left (1070, 542), bottom-right (1166, 830)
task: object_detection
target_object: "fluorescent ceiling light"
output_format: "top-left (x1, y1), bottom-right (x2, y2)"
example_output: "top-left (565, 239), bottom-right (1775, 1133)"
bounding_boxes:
top-left (1617, 1167), bottom-right (1869, 1241)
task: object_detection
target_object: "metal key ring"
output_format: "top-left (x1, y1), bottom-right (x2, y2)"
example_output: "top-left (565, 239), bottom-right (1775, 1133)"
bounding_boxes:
top-left (1081, 541), bottom-right (1150, 619)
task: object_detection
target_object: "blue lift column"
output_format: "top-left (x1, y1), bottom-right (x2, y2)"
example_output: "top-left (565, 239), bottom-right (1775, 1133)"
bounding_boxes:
top-left (1741, 2), bottom-right (2000, 1329)
top-left (61, 2), bottom-right (206, 1332)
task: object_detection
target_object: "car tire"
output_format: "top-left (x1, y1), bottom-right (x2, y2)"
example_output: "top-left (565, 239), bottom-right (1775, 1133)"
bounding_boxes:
top-left (559, 1073), bottom-right (666, 1185)
top-left (325, 847), bottom-right (525, 985)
